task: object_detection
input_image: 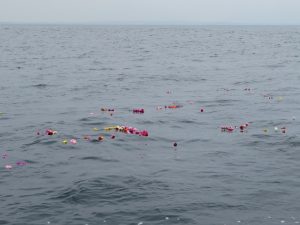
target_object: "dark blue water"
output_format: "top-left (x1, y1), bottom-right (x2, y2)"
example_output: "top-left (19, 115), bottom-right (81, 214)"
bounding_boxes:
top-left (0, 25), bottom-right (300, 225)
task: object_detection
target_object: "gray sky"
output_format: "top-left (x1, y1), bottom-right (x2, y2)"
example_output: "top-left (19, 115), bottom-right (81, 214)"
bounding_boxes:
top-left (0, 0), bottom-right (300, 25)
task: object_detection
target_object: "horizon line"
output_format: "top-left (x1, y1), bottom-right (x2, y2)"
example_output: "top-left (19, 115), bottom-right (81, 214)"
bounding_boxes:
top-left (1, 21), bottom-right (300, 26)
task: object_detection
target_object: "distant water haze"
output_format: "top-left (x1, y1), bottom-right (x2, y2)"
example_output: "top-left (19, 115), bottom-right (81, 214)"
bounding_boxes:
top-left (0, 0), bottom-right (300, 25)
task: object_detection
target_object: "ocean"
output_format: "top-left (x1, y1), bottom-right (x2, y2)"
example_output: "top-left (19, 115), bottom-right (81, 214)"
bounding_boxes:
top-left (0, 25), bottom-right (300, 225)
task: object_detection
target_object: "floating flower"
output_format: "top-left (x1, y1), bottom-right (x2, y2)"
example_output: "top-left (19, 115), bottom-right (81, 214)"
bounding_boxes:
top-left (101, 108), bottom-right (114, 112)
top-left (5, 164), bottom-right (13, 169)
top-left (281, 127), bottom-right (286, 133)
top-left (133, 109), bottom-right (144, 114)
top-left (16, 161), bottom-right (27, 166)
top-left (166, 105), bottom-right (182, 109)
top-left (46, 129), bottom-right (57, 135)
top-left (221, 126), bottom-right (235, 132)
top-left (83, 135), bottom-right (91, 140)
top-left (70, 139), bottom-right (77, 144)
top-left (98, 136), bottom-right (104, 141)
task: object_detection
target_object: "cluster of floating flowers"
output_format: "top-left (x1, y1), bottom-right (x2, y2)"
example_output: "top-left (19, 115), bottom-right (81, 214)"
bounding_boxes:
top-left (221, 123), bottom-right (250, 133)
top-left (264, 126), bottom-right (287, 134)
top-left (100, 108), bottom-right (115, 116)
top-left (101, 108), bottom-right (115, 112)
top-left (36, 129), bottom-right (58, 136)
top-left (263, 94), bottom-right (284, 102)
top-left (156, 104), bottom-right (183, 110)
top-left (2, 95), bottom-right (294, 170)
top-left (220, 122), bottom-right (289, 134)
top-left (2, 153), bottom-right (28, 170)
top-left (33, 124), bottom-right (149, 149)
top-left (165, 104), bottom-right (183, 109)
top-left (104, 125), bottom-right (149, 137)
top-left (59, 125), bottom-right (149, 146)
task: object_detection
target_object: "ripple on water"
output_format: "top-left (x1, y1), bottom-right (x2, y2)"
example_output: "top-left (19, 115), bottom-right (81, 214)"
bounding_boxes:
top-left (51, 176), bottom-right (170, 205)
top-left (79, 156), bottom-right (119, 163)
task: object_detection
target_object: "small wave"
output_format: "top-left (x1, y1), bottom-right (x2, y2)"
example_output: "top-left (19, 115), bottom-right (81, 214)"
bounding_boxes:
top-left (51, 176), bottom-right (169, 205)
top-left (79, 156), bottom-right (119, 162)
top-left (79, 121), bottom-right (106, 126)
top-left (31, 84), bottom-right (48, 88)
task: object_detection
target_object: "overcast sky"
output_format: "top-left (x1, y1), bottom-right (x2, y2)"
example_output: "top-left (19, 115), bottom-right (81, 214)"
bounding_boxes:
top-left (0, 0), bottom-right (300, 25)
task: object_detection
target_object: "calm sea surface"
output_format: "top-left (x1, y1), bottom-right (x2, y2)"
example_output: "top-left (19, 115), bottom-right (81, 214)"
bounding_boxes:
top-left (0, 25), bottom-right (300, 225)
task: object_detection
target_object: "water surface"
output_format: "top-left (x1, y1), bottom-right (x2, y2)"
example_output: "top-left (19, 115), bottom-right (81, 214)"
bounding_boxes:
top-left (0, 25), bottom-right (300, 225)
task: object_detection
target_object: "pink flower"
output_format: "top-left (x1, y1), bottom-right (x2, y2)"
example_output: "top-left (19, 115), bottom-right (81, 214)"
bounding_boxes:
top-left (221, 126), bottom-right (235, 132)
top-left (16, 161), bottom-right (27, 166)
top-left (70, 139), bottom-right (77, 144)
top-left (140, 130), bottom-right (149, 137)
top-left (5, 164), bottom-right (13, 169)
